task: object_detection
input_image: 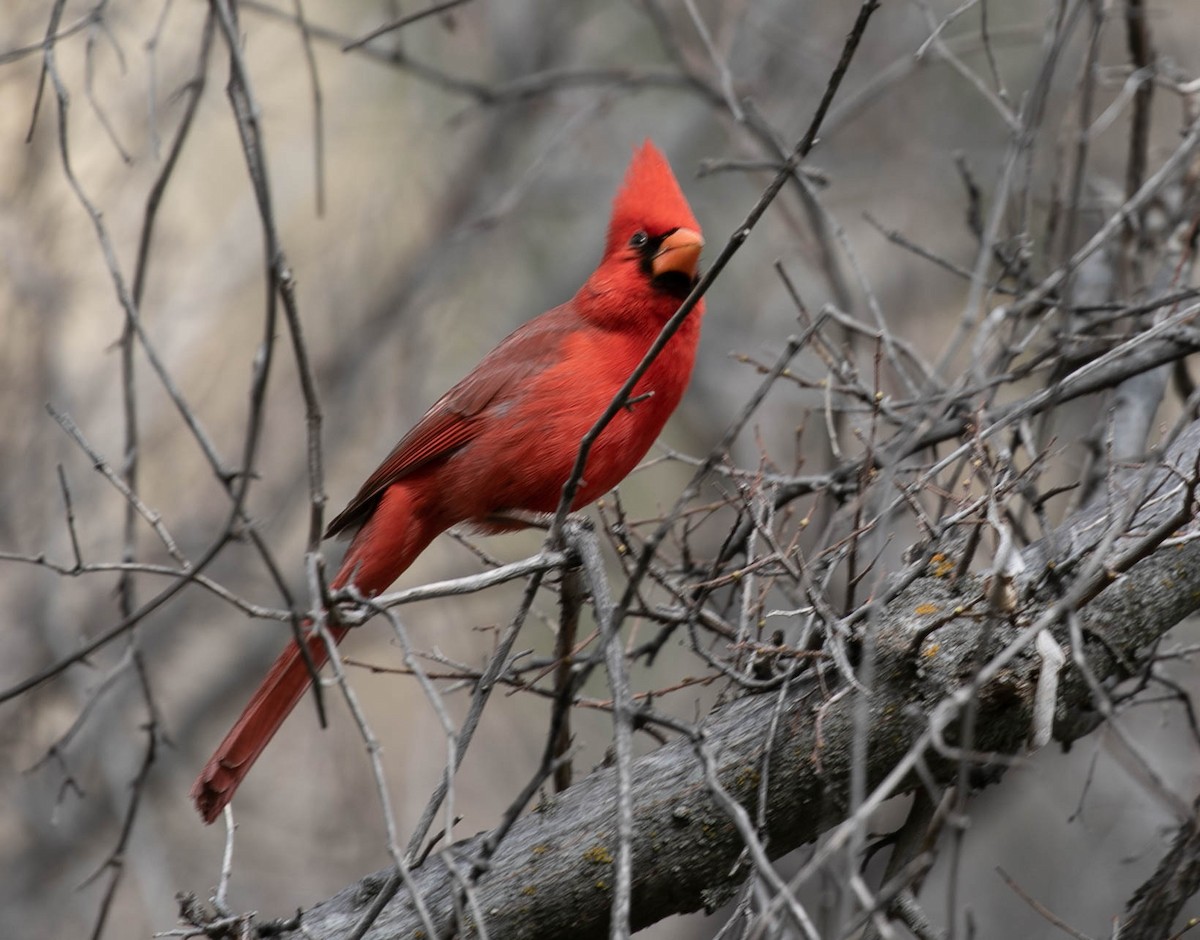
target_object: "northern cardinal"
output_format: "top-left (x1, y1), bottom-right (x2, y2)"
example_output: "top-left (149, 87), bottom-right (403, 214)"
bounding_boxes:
top-left (191, 141), bottom-right (705, 823)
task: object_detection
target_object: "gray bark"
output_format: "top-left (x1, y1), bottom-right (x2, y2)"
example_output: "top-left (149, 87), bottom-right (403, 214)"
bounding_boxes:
top-left (272, 422), bottom-right (1200, 939)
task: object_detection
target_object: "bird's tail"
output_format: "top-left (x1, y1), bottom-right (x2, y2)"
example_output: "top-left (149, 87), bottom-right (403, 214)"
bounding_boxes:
top-left (189, 619), bottom-right (352, 823)
top-left (190, 485), bottom-right (438, 823)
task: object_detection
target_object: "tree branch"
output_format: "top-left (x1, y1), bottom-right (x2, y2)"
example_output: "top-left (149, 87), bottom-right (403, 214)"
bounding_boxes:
top-left (263, 423), bottom-right (1200, 939)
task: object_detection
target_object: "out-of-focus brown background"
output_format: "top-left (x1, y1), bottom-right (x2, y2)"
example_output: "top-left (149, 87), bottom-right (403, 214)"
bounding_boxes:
top-left (2, 2), bottom-right (1199, 937)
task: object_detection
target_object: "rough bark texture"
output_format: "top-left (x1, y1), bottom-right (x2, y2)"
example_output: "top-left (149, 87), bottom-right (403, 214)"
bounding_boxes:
top-left (273, 423), bottom-right (1200, 939)
top-left (1124, 794), bottom-right (1200, 939)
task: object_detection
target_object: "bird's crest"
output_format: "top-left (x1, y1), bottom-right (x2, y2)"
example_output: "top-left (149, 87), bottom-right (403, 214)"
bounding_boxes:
top-left (605, 141), bottom-right (699, 256)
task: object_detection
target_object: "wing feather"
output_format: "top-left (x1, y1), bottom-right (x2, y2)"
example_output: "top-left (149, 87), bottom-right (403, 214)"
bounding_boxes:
top-left (324, 306), bottom-right (578, 538)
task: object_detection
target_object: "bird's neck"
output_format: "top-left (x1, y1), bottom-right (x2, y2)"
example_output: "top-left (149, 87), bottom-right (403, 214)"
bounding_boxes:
top-left (573, 273), bottom-right (701, 340)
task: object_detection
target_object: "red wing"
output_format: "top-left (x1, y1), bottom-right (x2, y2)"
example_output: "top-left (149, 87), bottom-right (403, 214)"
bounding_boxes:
top-left (324, 306), bottom-right (578, 538)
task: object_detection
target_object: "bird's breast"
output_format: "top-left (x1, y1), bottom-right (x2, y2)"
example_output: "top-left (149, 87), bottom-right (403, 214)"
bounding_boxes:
top-left (438, 320), bottom-right (699, 522)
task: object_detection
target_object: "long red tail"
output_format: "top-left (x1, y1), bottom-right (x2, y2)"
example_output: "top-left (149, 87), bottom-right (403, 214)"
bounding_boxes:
top-left (190, 621), bottom-right (352, 823)
top-left (190, 485), bottom-right (439, 823)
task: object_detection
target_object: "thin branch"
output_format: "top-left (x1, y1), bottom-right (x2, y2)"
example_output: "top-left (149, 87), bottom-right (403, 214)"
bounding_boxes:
top-left (342, 0), bottom-right (473, 52)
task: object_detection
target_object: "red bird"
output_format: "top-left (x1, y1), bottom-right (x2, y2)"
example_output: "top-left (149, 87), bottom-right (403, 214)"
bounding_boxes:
top-left (191, 141), bottom-right (705, 823)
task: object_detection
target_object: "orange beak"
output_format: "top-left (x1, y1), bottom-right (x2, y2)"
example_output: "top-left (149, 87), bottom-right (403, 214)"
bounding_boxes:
top-left (651, 227), bottom-right (704, 280)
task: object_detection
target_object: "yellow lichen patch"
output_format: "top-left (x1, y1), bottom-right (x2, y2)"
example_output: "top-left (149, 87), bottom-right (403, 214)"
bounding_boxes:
top-left (735, 767), bottom-right (761, 790)
top-left (923, 642), bottom-right (940, 658)
top-left (583, 845), bottom-right (614, 865)
top-left (596, 880), bottom-right (610, 891)
top-left (930, 553), bottom-right (955, 578)
top-left (914, 602), bottom-right (938, 616)
top-left (521, 885), bottom-right (537, 896)
top-left (531, 844), bottom-right (549, 857)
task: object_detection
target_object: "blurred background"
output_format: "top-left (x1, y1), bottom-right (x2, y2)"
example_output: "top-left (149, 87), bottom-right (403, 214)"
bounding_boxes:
top-left (1, 1), bottom-right (1199, 937)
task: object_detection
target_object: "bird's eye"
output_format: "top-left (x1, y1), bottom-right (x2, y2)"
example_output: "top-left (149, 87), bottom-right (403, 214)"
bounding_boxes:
top-left (628, 231), bottom-right (649, 249)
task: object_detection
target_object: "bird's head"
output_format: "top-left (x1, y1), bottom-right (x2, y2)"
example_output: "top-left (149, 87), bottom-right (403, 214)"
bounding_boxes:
top-left (582, 141), bottom-right (705, 319)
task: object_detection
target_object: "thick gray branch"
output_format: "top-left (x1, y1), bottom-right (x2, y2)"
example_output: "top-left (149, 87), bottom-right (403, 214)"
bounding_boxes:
top-left (274, 424), bottom-right (1200, 939)
top-left (1123, 794), bottom-right (1200, 938)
